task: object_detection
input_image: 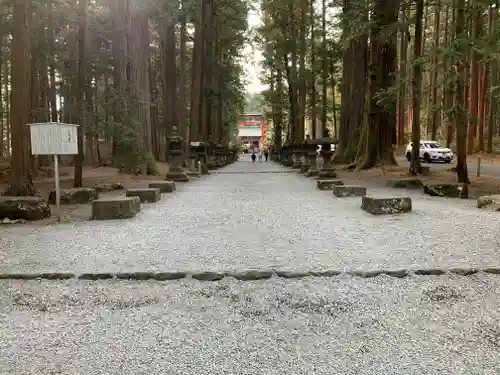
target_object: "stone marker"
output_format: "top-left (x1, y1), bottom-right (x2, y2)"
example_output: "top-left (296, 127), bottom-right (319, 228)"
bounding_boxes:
top-left (333, 185), bottom-right (366, 197)
top-left (126, 188), bottom-right (161, 203)
top-left (386, 178), bottom-right (423, 189)
top-left (424, 183), bottom-right (466, 198)
top-left (92, 182), bottom-right (125, 193)
top-left (48, 187), bottom-right (98, 205)
top-left (477, 195), bottom-right (500, 211)
top-left (316, 179), bottom-right (344, 190)
top-left (361, 196), bottom-right (412, 215)
top-left (149, 181), bottom-right (176, 193)
top-left (91, 196), bottom-right (140, 220)
top-left (0, 196), bottom-right (51, 220)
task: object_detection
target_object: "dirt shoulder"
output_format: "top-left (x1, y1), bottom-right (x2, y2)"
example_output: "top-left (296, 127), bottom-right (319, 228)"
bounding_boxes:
top-left (336, 164), bottom-right (500, 198)
top-left (0, 163), bottom-right (170, 225)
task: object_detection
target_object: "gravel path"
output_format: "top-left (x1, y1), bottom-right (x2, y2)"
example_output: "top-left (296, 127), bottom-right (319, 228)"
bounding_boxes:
top-left (1, 160), bottom-right (499, 273)
top-left (1, 274), bottom-right (500, 374)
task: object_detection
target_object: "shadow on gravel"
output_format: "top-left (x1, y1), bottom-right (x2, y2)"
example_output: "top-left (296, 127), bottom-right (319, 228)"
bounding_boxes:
top-left (421, 284), bottom-right (464, 303)
top-left (10, 289), bottom-right (160, 312)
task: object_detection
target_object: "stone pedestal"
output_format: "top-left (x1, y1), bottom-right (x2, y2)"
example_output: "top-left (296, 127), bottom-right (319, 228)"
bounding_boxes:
top-left (303, 141), bottom-right (319, 177)
top-left (291, 143), bottom-right (302, 169)
top-left (166, 129), bottom-right (189, 182)
top-left (317, 139), bottom-right (337, 178)
top-left (207, 142), bottom-right (218, 170)
top-left (192, 141), bottom-right (209, 175)
top-left (281, 143), bottom-right (293, 166)
top-left (186, 145), bottom-right (200, 177)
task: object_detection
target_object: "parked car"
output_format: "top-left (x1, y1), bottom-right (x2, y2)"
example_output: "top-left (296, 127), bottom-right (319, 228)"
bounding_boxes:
top-left (405, 141), bottom-right (453, 163)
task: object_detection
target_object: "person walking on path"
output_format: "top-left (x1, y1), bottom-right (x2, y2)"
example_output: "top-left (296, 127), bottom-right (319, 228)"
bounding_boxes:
top-left (264, 148), bottom-right (269, 161)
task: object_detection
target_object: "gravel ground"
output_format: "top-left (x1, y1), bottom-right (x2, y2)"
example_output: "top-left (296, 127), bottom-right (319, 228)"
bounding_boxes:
top-left (0, 160), bottom-right (499, 273)
top-left (1, 274), bottom-right (500, 374)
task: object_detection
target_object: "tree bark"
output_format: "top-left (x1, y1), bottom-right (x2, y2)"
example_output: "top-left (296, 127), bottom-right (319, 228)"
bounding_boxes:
top-left (410, 0), bottom-right (423, 175)
top-left (5, 0), bottom-right (36, 196)
top-left (454, 0), bottom-right (470, 183)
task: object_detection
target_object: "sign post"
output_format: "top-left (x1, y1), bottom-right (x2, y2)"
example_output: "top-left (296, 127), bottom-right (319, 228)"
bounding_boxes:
top-left (28, 122), bottom-right (79, 221)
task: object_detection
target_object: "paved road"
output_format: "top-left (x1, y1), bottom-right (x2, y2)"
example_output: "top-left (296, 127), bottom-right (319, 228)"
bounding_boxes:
top-left (395, 155), bottom-right (500, 177)
top-left (1, 160), bottom-right (500, 374)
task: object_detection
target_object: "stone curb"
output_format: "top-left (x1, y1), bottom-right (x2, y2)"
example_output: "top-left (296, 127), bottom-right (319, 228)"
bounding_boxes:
top-left (0, 267), bottom-right (498, 281)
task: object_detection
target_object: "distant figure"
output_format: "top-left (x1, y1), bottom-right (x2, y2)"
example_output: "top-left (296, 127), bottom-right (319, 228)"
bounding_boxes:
top-left (258, 150), bottom-right (263, 162)
top-left (264, 149), bottom-right (269, 161)
top-left (251, 153), bottom-right (256, 162)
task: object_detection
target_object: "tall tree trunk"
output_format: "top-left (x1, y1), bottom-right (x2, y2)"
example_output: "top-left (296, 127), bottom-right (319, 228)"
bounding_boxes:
top-left (410, 0), bottom-right (423, 175)
top-left (298, 0), bottom-right (307, 140)
top-left (396, 5), bottom-right (408, 146)
top-left (354, 0), bottom-right (397, 169)
top-left (74, 0), bottom-right (87, 187)
top-left (309, 0), bottom-right (316, 139)
top-left (467, 1), bottom-right (480, 154)
top-left (429, 0), bottom-right (440, 140)
top-left (477, 5), bottom-right (493, 152)
top-left (320, 0), bottom-right (328, 137)
top-left (179, 8), bottom-right (188, 146)
top-left (190, 4), bottom-right (204, 141)
top-left (454, 0), bottom-right (470, 183)
top-left (5, 0), bottom-right (36, 196)
top-left (444, 2), bottom-right (455, 147)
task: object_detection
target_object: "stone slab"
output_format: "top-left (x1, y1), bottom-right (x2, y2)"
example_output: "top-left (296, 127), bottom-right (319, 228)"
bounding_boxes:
top-left (424, 183), bottom-right (466, 198)
top-left (361, 196), bottom-right (412, 215)
top-left (316, 179), bottom-right (344, 191)
top-left (317, 169), bottom-right (337, 178)
top-left (48, 187), bottom-right (98, 205)
top-left (166, 171), bottom-right (190, 182)
top-left (0, 196), bottom-right (51, 221)
top-left (304, 169), bottom-right (318, 177)
top-left (92, 182), bottom-right (125, 193)
top-left (126, 188), bottom-right (161, 203)
top-left (386, 178), bottom-right (423, 189)
top-left (149, 181), bottom-right (176, 193)
top-left (477, 195), bottom-right (500, 211)
top-left (91, 196), bottom-right (141, 220)
top-left (333, 185), bottom-right (366, 197)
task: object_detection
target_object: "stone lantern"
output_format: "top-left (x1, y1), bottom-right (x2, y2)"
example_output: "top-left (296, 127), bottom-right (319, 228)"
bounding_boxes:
top-left (304, 139), bottom-right (319, 177)
top-left (291, 141), bottom-right (303, 169)
top-left (166, 126), bottom-right (189, 182)
top-left (317, 137), bottom-right (337, 178)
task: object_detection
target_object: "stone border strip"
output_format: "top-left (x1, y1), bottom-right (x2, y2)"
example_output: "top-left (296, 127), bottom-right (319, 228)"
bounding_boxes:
top-left (0, 267), bottom-right (498, 281)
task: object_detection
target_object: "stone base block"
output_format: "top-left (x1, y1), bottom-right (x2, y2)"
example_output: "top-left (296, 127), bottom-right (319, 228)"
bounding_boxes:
top-left (477, 195), bottom-right (500, 211)
top-left (317, 169), bottom-right (337, 178)
top-left (92, 182), bottom-right (125, 193)
top-left (333, 185), bottom-right (366, 197)
top-left (166, 171), bottom-right (189, 182)
top-left (186, 170), bottom-right (200, 177)
top-left (291, 162), bottom-right (302, 169)
top-left (48, 187), bottom-right (98, 205)
top-left (126, 188), bottom-right (161, 203)
top-left (304, 169), bottom-right (318, 177)
top-left (424, 183), bottom-right (466, 198)
top-left (149, 181), bottom-right (176, 193)
top-left (0, 196), bottom-right (51, 220)
top-left (386, 178), bottom-right (423, 189)
top-left (91, 196), bottom-right (140, 220)
top-left (299, 164), bottom-right (309, 173)
top-left (361, 196), bottom-right (412, 215)
top-left (317, 179), bottom-right (344, 191)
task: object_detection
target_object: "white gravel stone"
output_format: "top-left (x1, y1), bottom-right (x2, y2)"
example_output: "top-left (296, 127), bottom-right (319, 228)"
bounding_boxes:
top-left (0, 161), bottom-right (499, 274)
top-left (1, 275), bottom-right (500, 374)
